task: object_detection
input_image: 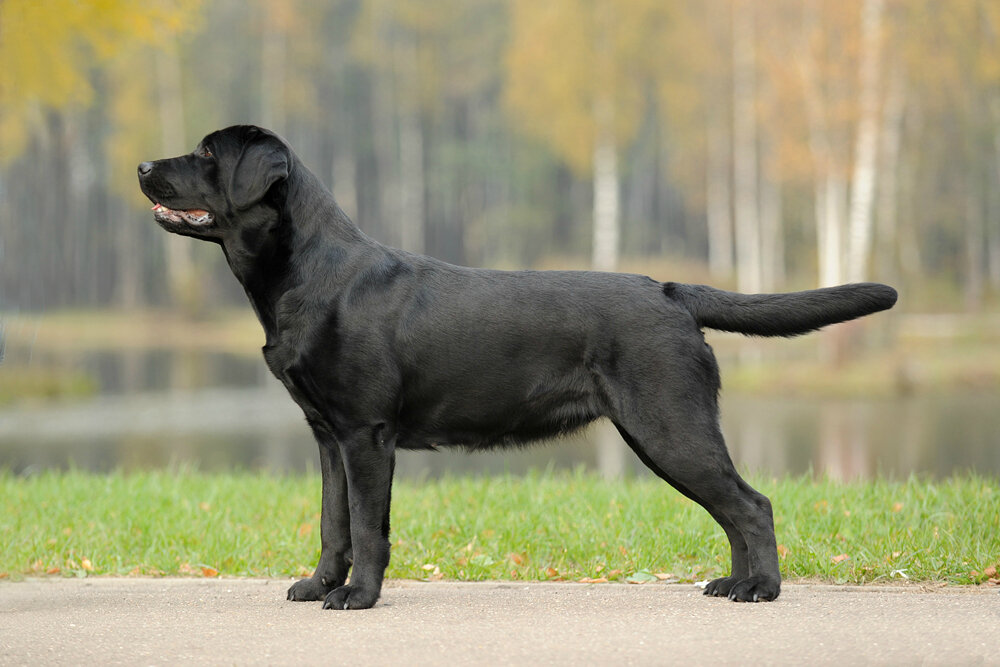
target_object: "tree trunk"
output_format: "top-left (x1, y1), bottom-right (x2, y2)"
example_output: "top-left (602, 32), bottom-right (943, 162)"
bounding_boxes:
top-left (591, 1), bottom-right (619, 274)
top-left (846, 0), bottom-right (884, 283)
top-left (260, 12), bottom-right (286, 132)
top-left (964, 172), bottom-right (984, 311)
top-left (800, 3), bottom-right (844, 288)
top-left (989, 94), bottom-right (1000, 291)
top-left (397, 107), bottom-right (425, 254)
top-left (156, 42), bottom-right (197, 311)
top-left (875, 58), bottom-right (905, 285)
top-left (591, 116), bottom-right (619, 273)
top-left (732, 0), bottom-right (760, 293)
top-left (759, 173), bottom-right (782, 292)
top-left (706, 104), bottom-right (734, 279)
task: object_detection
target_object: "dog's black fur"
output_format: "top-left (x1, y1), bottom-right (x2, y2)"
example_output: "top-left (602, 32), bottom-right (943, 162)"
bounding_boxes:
top-left (139, 125), bottom-right (897, 609)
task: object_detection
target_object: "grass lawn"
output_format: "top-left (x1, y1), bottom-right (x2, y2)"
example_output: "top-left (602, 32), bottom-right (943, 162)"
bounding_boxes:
top-left (2, 469), bottom-right (997, 587)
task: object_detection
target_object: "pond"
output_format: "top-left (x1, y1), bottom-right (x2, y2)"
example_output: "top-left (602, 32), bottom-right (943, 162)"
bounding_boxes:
top-left (1, 350), bottom-right (998, 480)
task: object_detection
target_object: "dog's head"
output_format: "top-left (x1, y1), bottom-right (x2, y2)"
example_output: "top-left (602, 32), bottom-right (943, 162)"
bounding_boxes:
top-left (137, 125), bottom-right (291, 242)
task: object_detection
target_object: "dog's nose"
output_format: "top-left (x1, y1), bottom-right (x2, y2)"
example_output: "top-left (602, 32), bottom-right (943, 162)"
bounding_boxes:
top-left (138, 162), bottom-right (153, 176)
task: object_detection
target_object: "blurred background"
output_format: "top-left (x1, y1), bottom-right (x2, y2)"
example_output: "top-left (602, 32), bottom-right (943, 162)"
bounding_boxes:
top-left (1, 0), bottom-right (998, 480)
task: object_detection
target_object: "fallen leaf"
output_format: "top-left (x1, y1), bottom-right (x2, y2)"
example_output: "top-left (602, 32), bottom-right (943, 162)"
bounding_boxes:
top-left (421, 563), bottom-right (437, 571)
top-left (179, 562), bottom-right (198, 575)
top-left (579, 577), bottom-right (608, 584)
top-left (0, 573), bottom-right (8, 579)
top-left (545, 567), bottom-right (559, 578)
top-left (626, 571), bottom-right (659, 584)
top-left (832, 554), bottom-right (850, 564)
top-left (297, 523), bottom-right (313, 538)
top-left (653, 573), bottom-right (675, 581)
top-left (46, 567), bottom-right (60, 575)
top-left (607, 569), bottom-right (623, 578)
top-left (201, 566), bottom-right (219, 577)
top-left (983, 565), bottom-right (997, 578)
top-left (777, 544), bottom-right (790, 559)
top-left (619, 546), bottom-right (629, 558)
top-left (508, 552), bottom-right (527, 566)
top-left (80, 558), bottom-right (93, 572)
top-left (892, 502), bottom-right (904, 513)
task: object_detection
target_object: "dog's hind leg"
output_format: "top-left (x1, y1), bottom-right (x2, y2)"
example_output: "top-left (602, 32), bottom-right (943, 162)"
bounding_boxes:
top-left (620, 423), bottom-right (749, 595)
top-left (287, 423), bottom-right (353, 602)
top-left (605, 336), bottom-right (780, 602)
top-left (617, 414), bottom-right (781, 601)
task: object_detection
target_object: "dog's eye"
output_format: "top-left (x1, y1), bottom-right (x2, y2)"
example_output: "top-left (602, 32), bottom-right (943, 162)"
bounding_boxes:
top-left (199, 146), bottom-right (213, 158)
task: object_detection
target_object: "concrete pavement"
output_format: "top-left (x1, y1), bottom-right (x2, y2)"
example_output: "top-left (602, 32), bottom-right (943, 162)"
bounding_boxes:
top-left (1, 578), bottom-right (997, 665)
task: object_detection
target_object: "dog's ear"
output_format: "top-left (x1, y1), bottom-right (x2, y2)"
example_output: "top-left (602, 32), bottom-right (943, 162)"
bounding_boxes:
top-left (228, 134), bottom-right (289, 210)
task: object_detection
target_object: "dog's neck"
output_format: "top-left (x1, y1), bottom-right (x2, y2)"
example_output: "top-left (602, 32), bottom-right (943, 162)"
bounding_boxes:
top-left (222, 158), bottom-right (378, 342)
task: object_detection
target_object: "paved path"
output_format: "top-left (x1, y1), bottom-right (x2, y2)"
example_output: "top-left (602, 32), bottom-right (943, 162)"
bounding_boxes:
top-left (1, 579), bottom-right (997, 665)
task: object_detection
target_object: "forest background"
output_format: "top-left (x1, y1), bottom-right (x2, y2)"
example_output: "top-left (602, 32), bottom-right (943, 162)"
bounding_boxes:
top-left (2, 0), bottom-right (999, 315)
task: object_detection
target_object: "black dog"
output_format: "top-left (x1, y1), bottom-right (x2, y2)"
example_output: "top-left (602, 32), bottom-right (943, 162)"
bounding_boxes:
top-left (138, 125), bottom-right (897, 609)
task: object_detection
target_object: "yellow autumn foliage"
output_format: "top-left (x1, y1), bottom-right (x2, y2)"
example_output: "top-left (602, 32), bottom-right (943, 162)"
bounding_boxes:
top-left (0, 0), bottom-right (201, 163)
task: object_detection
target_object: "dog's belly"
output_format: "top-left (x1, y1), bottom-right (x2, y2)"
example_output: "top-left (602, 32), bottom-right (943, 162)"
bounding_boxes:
top-left (395, 367), bottom-right (602, 450)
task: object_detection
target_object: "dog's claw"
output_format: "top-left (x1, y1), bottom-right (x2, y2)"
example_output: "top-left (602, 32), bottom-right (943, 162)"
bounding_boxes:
top-left (724, 575), bottom-right (781, 603)
top-left (322, 584), bottom-right (379, 610)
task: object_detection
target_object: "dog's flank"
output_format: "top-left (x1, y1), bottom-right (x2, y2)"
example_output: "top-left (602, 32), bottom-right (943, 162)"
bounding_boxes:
top-left (138, 125), bottom-right (898, 611)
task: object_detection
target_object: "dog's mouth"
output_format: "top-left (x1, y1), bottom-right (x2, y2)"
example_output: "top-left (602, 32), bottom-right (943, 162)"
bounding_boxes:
top-left (151, 203), bottom-right (214, 226)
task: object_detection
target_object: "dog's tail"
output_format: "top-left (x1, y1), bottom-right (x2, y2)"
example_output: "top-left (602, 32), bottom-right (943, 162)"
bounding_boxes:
top-left (663, 282), bottom-right (897, 337)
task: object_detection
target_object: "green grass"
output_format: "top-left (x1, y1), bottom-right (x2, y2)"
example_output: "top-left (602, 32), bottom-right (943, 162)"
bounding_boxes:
top-left (1, 469), bottom-right (997, 586)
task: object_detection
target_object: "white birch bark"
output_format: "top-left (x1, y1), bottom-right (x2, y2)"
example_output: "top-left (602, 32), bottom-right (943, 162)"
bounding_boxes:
top-left (800, 3), bottom-right (843, 288)
top-left (591, 117), bottom-right (619, 273)
top-left (846, 0), bottom-right (885, 283)
top-left (732, 0), bottom-right (761, 294)
top-left (591, 1), bottom-right (619, 274)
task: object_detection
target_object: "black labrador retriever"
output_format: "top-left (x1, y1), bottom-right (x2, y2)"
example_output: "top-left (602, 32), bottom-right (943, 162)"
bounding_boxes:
top-left (138, 125), bottom-right (897, 609)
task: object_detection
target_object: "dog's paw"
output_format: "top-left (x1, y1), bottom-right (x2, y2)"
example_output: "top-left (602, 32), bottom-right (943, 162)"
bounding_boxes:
top-left (322, 585), bottom-right (380, 610)
top-left (726, 575), bottom-right (781, 602)
top-left (702, 576), bottom-right (740, 598)
top-left (287, 576), bottom-right (335, 602)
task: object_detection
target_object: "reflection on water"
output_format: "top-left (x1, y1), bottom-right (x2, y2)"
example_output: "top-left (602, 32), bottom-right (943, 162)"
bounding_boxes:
top-left (1, 350), bottom-right (998, 479)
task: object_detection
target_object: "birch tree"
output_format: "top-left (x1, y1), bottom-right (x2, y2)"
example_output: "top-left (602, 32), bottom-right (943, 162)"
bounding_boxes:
top-left (846, 0), bottom-right (885, 283)
top-left (505, 0), bottom-right (672, 272)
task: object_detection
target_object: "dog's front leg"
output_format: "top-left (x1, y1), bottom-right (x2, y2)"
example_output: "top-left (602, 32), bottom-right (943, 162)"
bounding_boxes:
top-left (287, 427), bottom-right (352, 602)
top-left (322, 426), bottom-right (395, 610)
